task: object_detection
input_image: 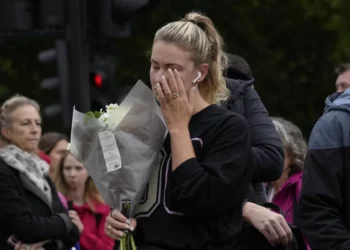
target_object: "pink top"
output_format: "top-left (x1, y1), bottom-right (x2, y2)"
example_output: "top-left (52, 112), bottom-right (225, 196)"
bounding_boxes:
top-left (57, 192), bottom-right (68, 209)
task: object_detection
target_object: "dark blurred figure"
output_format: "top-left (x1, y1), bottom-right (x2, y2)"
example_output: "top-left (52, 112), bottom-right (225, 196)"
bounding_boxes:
top-left (226, 54), bottom-right (253, 80)
top-left (299, 62), bottom-right (350, 249)
top-left (223, 54), bottom-right (300, 249)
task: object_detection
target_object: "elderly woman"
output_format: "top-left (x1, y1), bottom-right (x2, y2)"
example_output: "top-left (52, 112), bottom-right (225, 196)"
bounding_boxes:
top-left (0, 95), bottom-right (82, 250)
top-left (267, 117), bottom-right (310, 249)
top-left (266, 117), bottom-right (307, 224)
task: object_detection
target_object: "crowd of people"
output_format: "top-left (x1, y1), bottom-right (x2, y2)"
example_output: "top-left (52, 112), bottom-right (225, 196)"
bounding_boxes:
top-left (0, 11), bottom-right (349, 250)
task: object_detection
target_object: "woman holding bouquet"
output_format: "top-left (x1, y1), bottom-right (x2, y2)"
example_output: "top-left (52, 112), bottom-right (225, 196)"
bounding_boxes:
top-left (105, 12), bottom-right (253, 250)
top-left (0, 95), bottom-right (81, 250)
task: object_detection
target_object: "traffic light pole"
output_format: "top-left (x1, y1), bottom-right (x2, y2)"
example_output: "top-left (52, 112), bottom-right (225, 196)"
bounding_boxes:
top-left (67, 0), bottom-right (90, 113)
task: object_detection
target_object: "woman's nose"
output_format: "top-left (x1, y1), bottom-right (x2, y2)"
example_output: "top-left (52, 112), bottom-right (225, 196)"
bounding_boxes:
top-left (30, 123), bottom-right (40, 133)
top-left (69, 170), bottom-right (77, 177)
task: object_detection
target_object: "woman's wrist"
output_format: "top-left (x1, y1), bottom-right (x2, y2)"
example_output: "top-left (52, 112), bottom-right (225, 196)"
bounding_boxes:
top-left (168, 126), bottom-right (190, 136)
top-left (242, 202), bottom-right (257, 222)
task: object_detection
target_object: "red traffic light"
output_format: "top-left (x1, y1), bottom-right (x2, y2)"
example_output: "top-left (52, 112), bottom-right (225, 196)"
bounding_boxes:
top-left (93, 74), bottom-right (103, 88)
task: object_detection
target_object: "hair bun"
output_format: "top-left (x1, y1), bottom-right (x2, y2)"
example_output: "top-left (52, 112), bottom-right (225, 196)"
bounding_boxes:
top-left (187, 19), bottom-right (206, 31)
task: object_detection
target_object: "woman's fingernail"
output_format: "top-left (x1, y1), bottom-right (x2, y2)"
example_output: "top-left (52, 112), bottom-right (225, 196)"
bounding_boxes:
top-left (126, 219), bottom-right (130, 225)
top-left (162, 75), bottom-right (165, 79)
top-left (129, 226), bottom-right (134, 232)
top-left (119, 232), bottom-right (125, 237)
top-left (157, 82), bottom-right (160, 88)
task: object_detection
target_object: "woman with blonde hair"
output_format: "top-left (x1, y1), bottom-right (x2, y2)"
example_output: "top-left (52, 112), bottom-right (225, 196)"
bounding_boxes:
top-left (55, 152), bottom-right (114, 250)
top-left (0, 95), bottom-right (81, 250)
top-left (105, 11), bottom-right (253, 249)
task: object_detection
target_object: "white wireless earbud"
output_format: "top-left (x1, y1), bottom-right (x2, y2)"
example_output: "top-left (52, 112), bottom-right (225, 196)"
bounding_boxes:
top-left (192, 71), bottom-right (201, 84)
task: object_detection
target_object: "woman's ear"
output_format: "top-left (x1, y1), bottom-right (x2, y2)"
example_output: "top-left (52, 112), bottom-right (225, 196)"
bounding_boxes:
top-left (198, 63), bottom-right (209, 82)
top-left (1, 127), bottom-right (10, 142)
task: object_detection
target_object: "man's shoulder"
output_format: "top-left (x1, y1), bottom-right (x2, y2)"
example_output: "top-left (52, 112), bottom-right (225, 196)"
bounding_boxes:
top-left (309, 110), bottom-right (350, 150)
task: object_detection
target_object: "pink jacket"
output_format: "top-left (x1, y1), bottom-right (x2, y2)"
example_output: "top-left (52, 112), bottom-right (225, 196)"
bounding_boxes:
top-left (272, 171), bottom-right (302, 224)
top-left (272, 171), bottom-right (310, 249)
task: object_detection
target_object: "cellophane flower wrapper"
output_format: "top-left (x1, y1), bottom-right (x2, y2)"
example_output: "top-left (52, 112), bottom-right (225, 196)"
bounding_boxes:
top-left (69, 80), bottom-right (166, 217)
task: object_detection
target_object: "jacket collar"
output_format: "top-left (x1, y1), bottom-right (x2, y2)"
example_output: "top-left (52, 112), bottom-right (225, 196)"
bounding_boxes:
top-left (280, 171), bottom-right (302, 191)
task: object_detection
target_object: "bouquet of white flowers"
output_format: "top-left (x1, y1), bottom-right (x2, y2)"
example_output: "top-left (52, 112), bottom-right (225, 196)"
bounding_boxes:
top-left (68, 80), bottom-right (166, 250)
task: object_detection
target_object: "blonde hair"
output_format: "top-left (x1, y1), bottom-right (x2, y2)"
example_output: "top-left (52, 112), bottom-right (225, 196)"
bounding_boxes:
top-left (53, 152), bottom-right (104, 211)
top-left (154, 12), bottom-right (229, 104)
top-left (0, 95), bottom-right (40, 141)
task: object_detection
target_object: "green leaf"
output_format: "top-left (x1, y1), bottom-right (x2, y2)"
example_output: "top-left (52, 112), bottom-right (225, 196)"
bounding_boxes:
top-left (94, 111), bottom-right (103, 118)
top-left (84, 111), bottom-right (96, 124)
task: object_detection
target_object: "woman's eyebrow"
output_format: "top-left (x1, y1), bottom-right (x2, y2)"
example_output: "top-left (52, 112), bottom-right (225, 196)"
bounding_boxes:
top-left (151, 59), bottom-right (182, 68)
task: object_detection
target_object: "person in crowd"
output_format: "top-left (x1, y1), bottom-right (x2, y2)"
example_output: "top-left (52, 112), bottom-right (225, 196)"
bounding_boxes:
top-left (224, 54), bottom-right (293, 248)
top-left (37, 149), bottom-right (52, 165)
top-left (226, 54), bottom-right (253, 79)
top-left (225, 54), bottom-right (283, 191)
top-left (39, 132), bottom-right (69, 179)
top-left (105, 11), bottom-right (253, 249)
top-left (55, 152), bottom-right (114, 250)
top-left (0, 95), bottom-right (82, 250)
top-left (299, 62), bottom-right (350, 249)
top-left (267, 117), bottom-right (306, 222)
top-left (39, 132), bottom-right (70, 208)
top-left (335, 63), bottom-right (350, 92)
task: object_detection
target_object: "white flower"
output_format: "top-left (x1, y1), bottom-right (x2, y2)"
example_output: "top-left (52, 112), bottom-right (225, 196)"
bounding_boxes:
top-left (106, 103), bottom-right (119, 111)
top-left (97, 103), bottom-right (119, 130)
top-left (67, 142), bottom-right (79, 159)
top-left (98, 113), bottom-right (109, 123)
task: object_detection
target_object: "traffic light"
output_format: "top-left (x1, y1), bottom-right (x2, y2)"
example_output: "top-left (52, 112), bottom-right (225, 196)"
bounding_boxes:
top-left (95, 0), bottom-right (157, 38)
top-left (0, 0), bottom-right (65, 32)
top-left (38, 39), bottom-right (71, 128)
top-left (89, 59), bottom-right (116, 111)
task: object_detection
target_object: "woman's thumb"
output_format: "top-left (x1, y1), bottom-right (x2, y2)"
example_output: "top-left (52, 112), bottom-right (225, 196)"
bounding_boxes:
top-left (130, 218), bottom-right (137, 231)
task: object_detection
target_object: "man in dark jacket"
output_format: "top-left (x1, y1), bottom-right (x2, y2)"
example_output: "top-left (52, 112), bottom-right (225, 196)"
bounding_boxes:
top-left (299, 63), bottom-right (350, 249)
top-left (225, 54), bottom-right (293, 248)
top-left (226, 54), bottom-right (283, 184)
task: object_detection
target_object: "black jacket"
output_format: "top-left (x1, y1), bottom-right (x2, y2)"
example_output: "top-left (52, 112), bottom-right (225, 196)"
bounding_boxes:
top-left (299, 91), bottom-right (350, 250)
top-left (0, 159), bottom-right (80, 250)
top-left (225, 77), bottom-right (284, 187)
